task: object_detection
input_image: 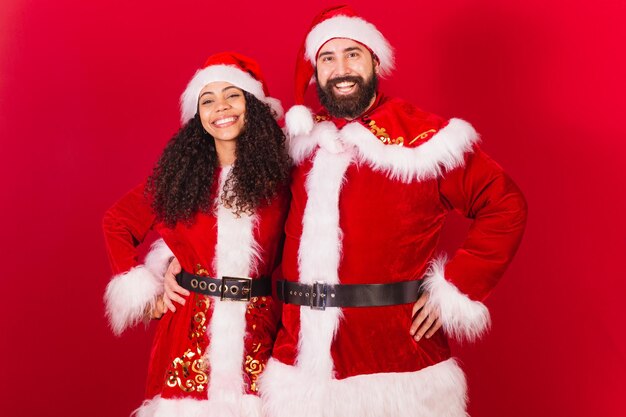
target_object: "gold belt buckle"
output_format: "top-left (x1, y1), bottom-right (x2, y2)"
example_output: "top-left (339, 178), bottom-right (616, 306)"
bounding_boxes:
top-left (221, 276), bottom-right (252, 301)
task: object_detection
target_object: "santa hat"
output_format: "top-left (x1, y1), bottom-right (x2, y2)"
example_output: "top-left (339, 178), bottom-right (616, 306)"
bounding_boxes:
top-left (180, 51), bottom-right (283, 124)
top-left (286, 5), bottom-right (395, 136)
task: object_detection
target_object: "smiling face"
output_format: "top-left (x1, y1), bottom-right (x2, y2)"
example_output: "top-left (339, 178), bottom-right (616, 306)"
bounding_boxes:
top-left (315, 38), bottom-right (379, 119)
top-left (198, 81), bottom-right (246, 142)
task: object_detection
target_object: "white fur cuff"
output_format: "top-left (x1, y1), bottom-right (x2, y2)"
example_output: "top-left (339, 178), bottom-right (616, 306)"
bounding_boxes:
top-left (104, 265), bottom-right (163, 336)
top-left (144, 238), bottom-right (174, 280)
top-left (422, 258), bottom-right (491, 342)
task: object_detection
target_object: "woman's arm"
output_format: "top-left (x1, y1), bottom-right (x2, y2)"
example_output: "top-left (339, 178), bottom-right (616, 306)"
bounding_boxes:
top-left (102, 183), bottom-right (162, 335)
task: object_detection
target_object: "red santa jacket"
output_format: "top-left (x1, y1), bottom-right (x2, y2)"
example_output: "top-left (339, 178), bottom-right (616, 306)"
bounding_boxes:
top-left (259, 94), bottom-right (528, 417)
top-left (103, 166), bottom-right (289, 417)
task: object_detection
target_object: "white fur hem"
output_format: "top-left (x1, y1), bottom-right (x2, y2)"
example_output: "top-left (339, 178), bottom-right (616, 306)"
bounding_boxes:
top-left (422, 258), bottom-right (491, 342)
top-left (260, 358), bottom-right (468, 417)
top-left (133, 394), bottom-right (261, 417)
top-left (104, 265), bottom-right (163, 336)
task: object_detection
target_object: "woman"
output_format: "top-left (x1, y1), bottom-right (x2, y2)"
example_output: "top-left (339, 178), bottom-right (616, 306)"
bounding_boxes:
top-left (102, 52), bottom-right (290, 417)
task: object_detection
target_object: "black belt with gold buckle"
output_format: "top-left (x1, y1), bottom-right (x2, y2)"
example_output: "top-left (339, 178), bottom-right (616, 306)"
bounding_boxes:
top-left (176, 270), bottom-right (271, 301)
top-left (276, 279), bottom-right (425, 310)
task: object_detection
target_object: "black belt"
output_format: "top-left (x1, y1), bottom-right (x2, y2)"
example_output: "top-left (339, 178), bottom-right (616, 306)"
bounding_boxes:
top-left (276, 279), bottom-right (424, 310)
top-left (176, 270), bottom-right (271, 301)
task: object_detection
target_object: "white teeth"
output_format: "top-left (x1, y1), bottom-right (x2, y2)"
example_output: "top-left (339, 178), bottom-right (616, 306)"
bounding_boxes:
top-left (214, 116), bottom-right (236, 126)
top-left (336, 82), bottom-right (355, 88)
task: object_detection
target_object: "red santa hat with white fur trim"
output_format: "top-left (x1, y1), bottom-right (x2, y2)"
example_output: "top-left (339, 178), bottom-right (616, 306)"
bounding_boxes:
top-left (180, 51), bottom-right (283, 124)
top-left (286, 5), bottom-right (395, 136)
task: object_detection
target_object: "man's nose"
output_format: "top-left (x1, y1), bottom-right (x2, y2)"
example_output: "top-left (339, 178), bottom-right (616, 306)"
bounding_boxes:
top-left (335, 58), bottom-right (352, 76)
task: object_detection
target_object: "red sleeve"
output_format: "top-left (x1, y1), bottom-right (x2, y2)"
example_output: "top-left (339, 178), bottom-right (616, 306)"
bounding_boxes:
top-left (102, 182), bottom-right (157, 274)
top-left (438, 147), bottom-right (528, 301)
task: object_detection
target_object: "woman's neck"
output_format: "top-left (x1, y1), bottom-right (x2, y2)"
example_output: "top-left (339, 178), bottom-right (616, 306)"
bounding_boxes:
top-left (214, 140), bottom-right (236, 166)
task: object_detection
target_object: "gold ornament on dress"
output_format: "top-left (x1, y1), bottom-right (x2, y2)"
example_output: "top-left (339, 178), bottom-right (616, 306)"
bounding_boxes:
top-left (195, 264), bottom-right (210, 276)
top-left (244, 297), bottom-right (271, 392)
top-left (166, 350), bottom-right (209, 393)
top-left (245, 343), bottom-right (264, 392)
top-left (408, 129), bottom-right (437, 145)
top-left (165, 295), bottom-right (211, 393)
top-left (368, 120), bottom-right (404, 146)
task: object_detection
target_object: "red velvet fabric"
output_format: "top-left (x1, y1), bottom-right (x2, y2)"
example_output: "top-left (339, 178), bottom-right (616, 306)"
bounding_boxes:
top-left (103, 169), bottom-right (289, 399)
top-left (440, 150), bottom-right (528, 301)
top-left (272, 93), bottom-right (527, 379)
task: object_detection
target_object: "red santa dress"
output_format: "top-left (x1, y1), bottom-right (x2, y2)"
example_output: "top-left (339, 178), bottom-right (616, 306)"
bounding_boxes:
top-left (103, 166), bottom-right (289, 417)
top-left (259, 94), bottom-right (528, 417)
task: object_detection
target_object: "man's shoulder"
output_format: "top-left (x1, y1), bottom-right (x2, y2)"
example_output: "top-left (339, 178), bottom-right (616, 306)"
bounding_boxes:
top-left (368, 96), bottom-right (448, 148)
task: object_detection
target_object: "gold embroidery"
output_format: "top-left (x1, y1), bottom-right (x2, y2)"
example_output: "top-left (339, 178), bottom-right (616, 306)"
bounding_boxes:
top-left (165, 296), bottom-right (211, 393)
top-left (368, 120), bottom-right (404, 146)
top-left (246, 296), bottom-right (268, 314)
top-left (315, 115), bottom-right (329, 122)
top-left (166, 350), bottom-right (209, 392)
top-left (245, 343), bottom-right (264, 392)
top-left (408, 129), bottom-right (437, 145)
top-left (244, 298), bottom-right (270, 392)
top-left (195, 264), bottom-right (210, 276)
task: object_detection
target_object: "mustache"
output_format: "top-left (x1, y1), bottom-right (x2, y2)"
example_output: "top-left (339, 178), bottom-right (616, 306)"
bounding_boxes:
top-left (327, 75), bottom-right (364, 87)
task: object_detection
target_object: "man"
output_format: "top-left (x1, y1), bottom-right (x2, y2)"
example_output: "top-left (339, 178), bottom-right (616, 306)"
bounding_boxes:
top-left (145, 5), bottom-right (526, 416)
top-left (258, 5), bottom-right (527, 417)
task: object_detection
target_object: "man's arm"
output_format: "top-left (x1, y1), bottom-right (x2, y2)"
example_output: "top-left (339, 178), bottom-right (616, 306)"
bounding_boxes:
top-left (422, 147), bottom-right (528, 342)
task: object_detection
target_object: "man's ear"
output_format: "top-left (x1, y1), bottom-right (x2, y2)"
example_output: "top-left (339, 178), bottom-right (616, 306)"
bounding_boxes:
top-left (373, 56), bottom-right (381, 74)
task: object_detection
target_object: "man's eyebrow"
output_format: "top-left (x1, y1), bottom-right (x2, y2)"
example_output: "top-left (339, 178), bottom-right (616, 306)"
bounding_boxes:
top-left (343, 46), bottom-right (363, 53)
top-left (318, 51), bottom-right (335, 58)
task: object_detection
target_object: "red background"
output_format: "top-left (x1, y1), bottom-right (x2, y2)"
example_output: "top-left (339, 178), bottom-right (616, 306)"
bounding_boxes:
top-left (1, 0), bottom-right (625, 415)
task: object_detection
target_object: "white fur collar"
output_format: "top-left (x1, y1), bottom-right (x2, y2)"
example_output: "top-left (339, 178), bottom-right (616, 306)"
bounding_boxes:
top-left (288, 118), bottom-right (479, 182)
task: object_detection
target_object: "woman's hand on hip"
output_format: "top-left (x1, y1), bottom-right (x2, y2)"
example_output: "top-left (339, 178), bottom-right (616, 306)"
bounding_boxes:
top-left (162, 257), bottom-right (190, 312)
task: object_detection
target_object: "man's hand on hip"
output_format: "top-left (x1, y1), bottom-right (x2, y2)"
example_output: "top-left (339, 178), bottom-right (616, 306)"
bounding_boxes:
top-left (410, 292), bottom-right (442, 341)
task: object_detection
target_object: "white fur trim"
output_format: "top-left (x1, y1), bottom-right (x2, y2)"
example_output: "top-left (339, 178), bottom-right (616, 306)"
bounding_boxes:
top-left (285, 105), bottom-right (315, 137)
top-left (305, 15), bottom-right (395, 77)
top-left (133, 394), bottom-right (261, 417)
top-left (144, 238), bottom-right (174, 279)
top-left (104, 265), bottom-right (163, 336)
top-left (239, 395), bottom-right (262, 417)
top-left (288, 118), bottom-right (479, 182)
top-left (260, 358), bottom-right (467, 417)
top-left (288, 121), bottom-right (338, 164)
top-left (180, 65), bottom-right (281, 123)
top-left (296, 147), bottom-right (353, 377)
top-left (340, 118), bottom-right (480, 183)
top-left (206, 166), bottom-right (261, 405)
top-left (422, 257), bottom-right (491, 342)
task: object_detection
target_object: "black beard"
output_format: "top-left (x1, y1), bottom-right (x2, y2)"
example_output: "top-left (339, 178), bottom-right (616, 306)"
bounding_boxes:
top-left (316, 72), bottom-right (378, 119)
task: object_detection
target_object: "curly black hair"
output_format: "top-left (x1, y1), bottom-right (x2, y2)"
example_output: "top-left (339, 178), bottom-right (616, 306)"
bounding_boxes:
top-left (146, 91), bottom-right (290, 227)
